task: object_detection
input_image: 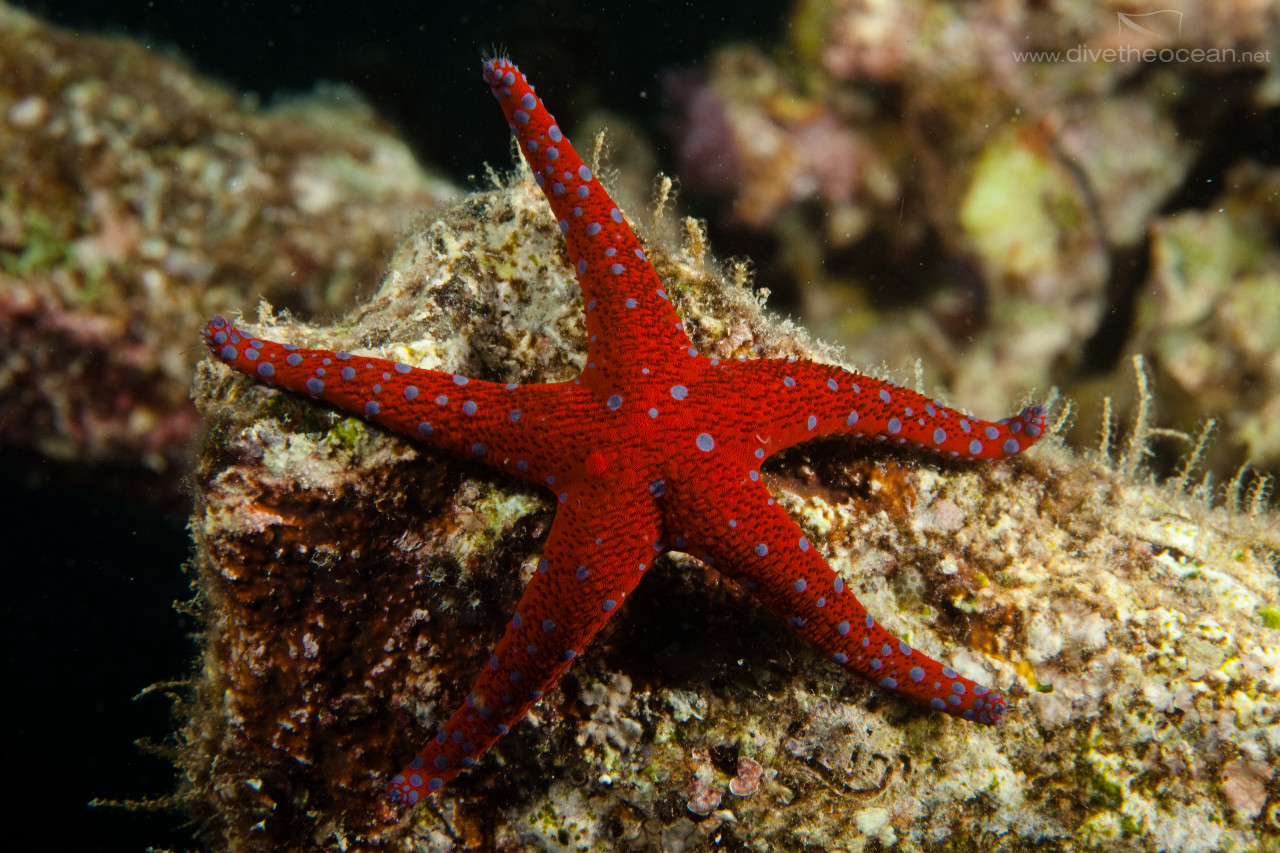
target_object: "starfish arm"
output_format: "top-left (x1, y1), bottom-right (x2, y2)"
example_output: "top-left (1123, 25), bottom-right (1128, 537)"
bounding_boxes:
top-left (722, 358), bottom-right (1046, 461)
top-left (202, 315), bottom-right (593, 485)
top-left (671, 473), bottom-right (1008, 725)
top-left (482, 56), bottom-right (693, 374)
top-left (388, 487), bottom-right (663, 805)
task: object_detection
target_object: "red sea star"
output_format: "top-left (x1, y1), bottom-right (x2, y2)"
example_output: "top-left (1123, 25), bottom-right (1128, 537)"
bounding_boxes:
top-left (202, 56), bottom-right (1046, 808)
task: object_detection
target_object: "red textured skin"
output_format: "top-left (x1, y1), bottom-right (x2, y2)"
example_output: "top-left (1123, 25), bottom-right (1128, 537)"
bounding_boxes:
top-left (202, 56), bottom-right (1046, 808)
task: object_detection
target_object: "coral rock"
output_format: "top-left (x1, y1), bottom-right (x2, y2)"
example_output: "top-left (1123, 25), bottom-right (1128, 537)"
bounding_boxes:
top-left (0, 2), bottom-right (454, 502)
top-left (186, 157), bottom-right (1280, 850)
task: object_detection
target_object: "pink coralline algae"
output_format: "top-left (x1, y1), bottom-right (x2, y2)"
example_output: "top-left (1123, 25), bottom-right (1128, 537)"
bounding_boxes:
top-left (728, 756), bottom-right (763, 797)
top-left (667, 56), bottom-right (876, 231)
top-left (685, 776), bottom-right (723, 817)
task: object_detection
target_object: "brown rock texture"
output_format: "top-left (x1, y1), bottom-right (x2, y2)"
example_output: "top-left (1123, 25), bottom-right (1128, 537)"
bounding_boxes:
top-left (0, 2), bottom-right (455, 503)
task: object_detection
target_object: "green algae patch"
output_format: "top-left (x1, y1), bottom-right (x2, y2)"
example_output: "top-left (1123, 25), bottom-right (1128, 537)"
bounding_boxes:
top-left (960, 131), bottom-right (1083, 282)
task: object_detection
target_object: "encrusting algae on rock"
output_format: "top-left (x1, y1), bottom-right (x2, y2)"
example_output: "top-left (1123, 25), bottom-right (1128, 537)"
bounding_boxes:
top-left (0, 1), bottom-right (455, 505)
top-left (185, 66), bottom-right (1279, 853)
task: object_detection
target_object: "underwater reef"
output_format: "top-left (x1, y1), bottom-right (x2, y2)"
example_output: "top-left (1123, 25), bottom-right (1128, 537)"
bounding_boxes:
top-left (0, 1), bottom-right (454, 503)
top-left (3, 1), bottom-right (1275, 849)
top-left (187, 156), bottom-right (1280, 850)
top-left (667, 0), bottom-right (1280, 488)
